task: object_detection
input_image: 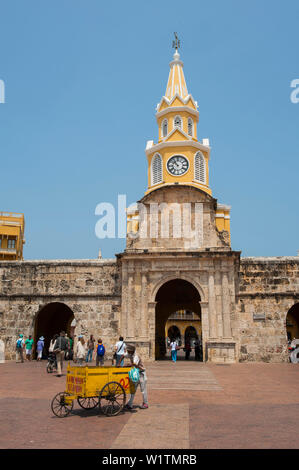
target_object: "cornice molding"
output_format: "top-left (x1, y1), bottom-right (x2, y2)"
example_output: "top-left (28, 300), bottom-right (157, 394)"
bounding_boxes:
top-left (156, 106), bottom-right (199, 120)
top-left (145, 140), bottom-right (211, 158)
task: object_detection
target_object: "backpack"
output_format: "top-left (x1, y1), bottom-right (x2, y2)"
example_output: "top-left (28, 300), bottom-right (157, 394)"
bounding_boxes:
top-left (128, 366), bottom-right (140, 384)
top-left (16, 339), bottom-right (23, 348)
top-left (97, 344), bottom-right (105, 356)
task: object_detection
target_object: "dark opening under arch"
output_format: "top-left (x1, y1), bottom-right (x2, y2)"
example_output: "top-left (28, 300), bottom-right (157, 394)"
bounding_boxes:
top-left (34, 302), bottom-right (74, 358)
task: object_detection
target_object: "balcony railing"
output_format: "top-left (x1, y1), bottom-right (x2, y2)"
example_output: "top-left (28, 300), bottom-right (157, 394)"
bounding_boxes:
top-left (0, 248), bottom-right (17, 254)
top-left (0, 212), bottom-right (24, 218)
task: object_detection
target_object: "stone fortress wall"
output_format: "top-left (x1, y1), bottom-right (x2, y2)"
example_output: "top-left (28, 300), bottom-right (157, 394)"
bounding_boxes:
top-left (0, 259), bottom-right (121, 360)
top-left (236, 257), bottom-right (299, 362)
top-left (0, 255), bottom-right (298, 362)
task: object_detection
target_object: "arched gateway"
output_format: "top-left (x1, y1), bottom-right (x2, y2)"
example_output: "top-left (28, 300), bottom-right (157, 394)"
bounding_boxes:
top-left (34, 302), bottom-right (75, 357)
top-left (155, 279), bottom-right (201, 359)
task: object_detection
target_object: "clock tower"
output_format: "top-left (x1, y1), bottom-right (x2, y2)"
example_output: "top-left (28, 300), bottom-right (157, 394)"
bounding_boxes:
top-left (127, 37), bottom-right (231, 245)
top-left (145, 41), bottom-right (211, 196)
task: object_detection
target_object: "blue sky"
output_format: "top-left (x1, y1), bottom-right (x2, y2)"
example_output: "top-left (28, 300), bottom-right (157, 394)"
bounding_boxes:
top-left (0, 0), bottom-right (298, 259)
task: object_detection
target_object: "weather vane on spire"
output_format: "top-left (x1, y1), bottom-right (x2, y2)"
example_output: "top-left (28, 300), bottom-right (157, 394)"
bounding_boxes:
top-left (172, 32), bottom-right (180, 50)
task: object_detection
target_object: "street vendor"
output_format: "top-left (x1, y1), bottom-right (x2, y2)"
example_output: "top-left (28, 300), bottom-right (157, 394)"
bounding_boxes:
top-left (123, 344), bottom-right (149, 410)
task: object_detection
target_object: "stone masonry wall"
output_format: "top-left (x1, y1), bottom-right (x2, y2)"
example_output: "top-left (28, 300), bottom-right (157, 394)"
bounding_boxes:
top-left (236, 257), bottom-right (299, 362)
top-left (0, 259), bottom-right (121, 360)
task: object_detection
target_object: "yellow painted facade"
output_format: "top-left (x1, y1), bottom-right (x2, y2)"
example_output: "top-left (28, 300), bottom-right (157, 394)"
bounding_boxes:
top-left (0, 212), bottom-right (25, 260)
top-left (165, 310), bottom-right (202, 342)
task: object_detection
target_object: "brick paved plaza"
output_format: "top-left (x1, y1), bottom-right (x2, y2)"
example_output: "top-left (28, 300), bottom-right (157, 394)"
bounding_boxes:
top-left (0, 356), bottom-right (299, 449)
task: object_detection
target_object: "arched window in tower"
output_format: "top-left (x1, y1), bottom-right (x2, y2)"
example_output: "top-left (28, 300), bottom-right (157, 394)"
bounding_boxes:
top-left (194, 151), bottom-right (206, 184)
top-left (188, 118), bottom-right (193, 136)
top-left (162, 119), bottom-right (168, 138)
top-left (174, 115), bottom-right (182, 130)
top-left (151, 153), bottom-right (163, 186)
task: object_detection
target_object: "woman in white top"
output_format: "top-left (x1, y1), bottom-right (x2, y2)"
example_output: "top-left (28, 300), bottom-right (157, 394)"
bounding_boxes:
top-left (76, 336), bottom-right (87, 366)
top-left (170, 340), bottom-right (178, 363)
top-left (114, 336), bottom-right (126, 367)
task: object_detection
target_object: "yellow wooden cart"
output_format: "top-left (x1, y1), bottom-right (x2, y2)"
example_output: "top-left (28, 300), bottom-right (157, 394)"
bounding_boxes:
top-left (51, 364), bottom-right (134, 418)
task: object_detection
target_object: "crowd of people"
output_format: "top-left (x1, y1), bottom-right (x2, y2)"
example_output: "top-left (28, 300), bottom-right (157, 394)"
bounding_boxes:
top-left (15, 332), bottom-right (149, 409)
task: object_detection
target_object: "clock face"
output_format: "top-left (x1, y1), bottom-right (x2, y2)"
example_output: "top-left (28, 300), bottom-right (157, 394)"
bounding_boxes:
top-left (167, 155), bottom-right (189, 176)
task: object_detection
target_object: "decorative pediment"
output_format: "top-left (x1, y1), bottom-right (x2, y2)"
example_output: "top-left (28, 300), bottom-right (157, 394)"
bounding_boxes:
top-left (164, 127), bottom-right (191, 142)
top-left (156, 93), bottom-right (198, 113)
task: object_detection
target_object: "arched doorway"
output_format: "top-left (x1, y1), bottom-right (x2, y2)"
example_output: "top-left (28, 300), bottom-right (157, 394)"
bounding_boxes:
top-left (167, 325), bottom-right (181, 346)
top-left (34, 302), bottom-right (75, 358)
top-left (155, 278), bottom-right (201, 359)
top-left (184, 325), bottom-right (198, 347)
top-left (286, 303), bottom-right (299, 342)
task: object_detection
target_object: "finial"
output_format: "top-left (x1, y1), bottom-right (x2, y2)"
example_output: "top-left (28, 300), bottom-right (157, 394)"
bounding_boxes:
top-left (169, 32), bottom-right (183, 67)
top-left (172, 32), bottom-right (180, 51)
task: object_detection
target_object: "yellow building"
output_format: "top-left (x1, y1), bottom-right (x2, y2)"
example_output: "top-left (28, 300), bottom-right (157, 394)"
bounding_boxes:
top-left (0, 212), bottom-right (25, 260)
top-left (165, 310), bottom-right (201, 345)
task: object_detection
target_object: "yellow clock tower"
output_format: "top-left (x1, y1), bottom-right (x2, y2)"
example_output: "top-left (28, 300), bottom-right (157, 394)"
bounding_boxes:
top-left (127, 36), bottom-right (231, 242)
top-left (145, 40), bottom-right (211, 197)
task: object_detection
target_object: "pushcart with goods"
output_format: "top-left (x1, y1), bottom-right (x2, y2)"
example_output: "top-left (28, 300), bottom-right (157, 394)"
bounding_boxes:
top-left (51, 364), bottom-right (134, 417)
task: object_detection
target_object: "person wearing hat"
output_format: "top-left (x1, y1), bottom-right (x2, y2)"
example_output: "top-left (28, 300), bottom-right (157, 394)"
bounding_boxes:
top-left (16, 334), bottom-right (25, 363)
top-left (124, 344), bottom-right (149, 410)
top-left (36, 336), bottom-right (45, 361)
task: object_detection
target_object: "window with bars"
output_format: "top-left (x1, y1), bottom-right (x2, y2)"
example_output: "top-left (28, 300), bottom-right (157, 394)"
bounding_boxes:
top-left (162, 119), bottom-right (168, 138)
top-left (174, 115), bottom-right (182, 129)
top-left (188, 118), bottom-right (193, 136)
top-left (151, 153), bottom-right (163, 186)
top-left (194, 152), bottom-right (206, 184)
top-left (7, 239), bottom-right (16, 249)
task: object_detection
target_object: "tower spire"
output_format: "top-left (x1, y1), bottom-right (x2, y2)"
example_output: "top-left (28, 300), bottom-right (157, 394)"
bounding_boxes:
top-left (165, 32), bottom-right (188, 100)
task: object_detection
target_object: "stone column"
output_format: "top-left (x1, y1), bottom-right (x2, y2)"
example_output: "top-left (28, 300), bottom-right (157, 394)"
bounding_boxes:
top-left (121, 265), bottom-right (128, 337)
top-left (141, 272), bottom-right (148, 338)
top-left (126, 272), bottom-right (135, 339)
top-left (147, 301), bottom-right (157, 360)
top-left (208, 271), bottom-right (217, 339)
top-left (222, 271), bottom-right (232, 338)
top-left (215, 269), bottom-right (223, 338)
top-left (200, 301), bottom-right (209, 361)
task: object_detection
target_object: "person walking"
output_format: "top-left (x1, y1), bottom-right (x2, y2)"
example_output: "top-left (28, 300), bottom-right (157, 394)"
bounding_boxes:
top-left (114, 336), bottom-right (126, 367)
top-left (170, 339), bottom-right (178, 363)
top-left (25, 335), bottom-right (34, 361)
top-left (184, 340), bottom-right (191, 360)
top-left (76, 335), bottom-right (87, 366)
top-left (16, 334), bottom-right (25, 363)
top-left (95, 338), bottom-right (105, 366)
top-left (53, 331), bottom-right (69, 377)
top-left (36, 336), bottom-right (45, 361)
top-left (124, 344), bottom-right (149, 410)
top-left (194, 338), bottom-right (202, 361)
top-left (68, 336), bottom-right (74, 360)
top-left (49, 334), bottom-right (58, 370)
top-left (86, 335), bottom-right (95, 363)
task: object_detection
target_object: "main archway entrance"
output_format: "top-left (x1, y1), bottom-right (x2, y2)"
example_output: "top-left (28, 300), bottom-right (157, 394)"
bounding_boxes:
top-left (34, 302), bottom-right (75, 358)
top-left (155, 279), bottom-right (201, 360)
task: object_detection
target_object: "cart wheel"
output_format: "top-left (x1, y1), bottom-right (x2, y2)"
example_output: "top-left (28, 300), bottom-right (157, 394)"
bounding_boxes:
top-left (99, 381), bottom-right (126, 417)
top-left (51, 392), bottom-right (74, 418)
top-left (77, 397), bottom-right (99, 409)
top-left (46, 362), bottom-right (54, 373)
